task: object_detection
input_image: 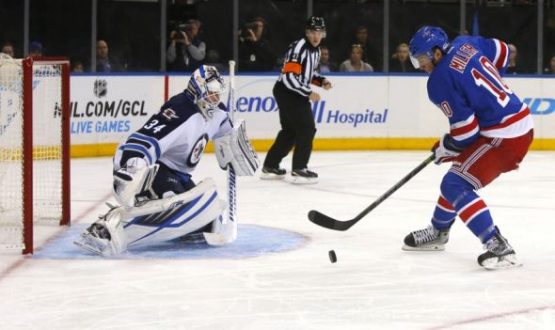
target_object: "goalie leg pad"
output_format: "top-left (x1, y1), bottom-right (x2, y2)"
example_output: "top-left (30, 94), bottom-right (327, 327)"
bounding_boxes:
top-left (214, 120), bottom-right (259, 176)
top-left (76, 178), bottom-right (226, 255)
top-left (121, 178), bottom-right (226, 248)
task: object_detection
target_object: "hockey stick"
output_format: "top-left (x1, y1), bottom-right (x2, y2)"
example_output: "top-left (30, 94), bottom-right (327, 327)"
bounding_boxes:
top-left (204, 61), bottom-right (237, 245)
top-left (226, 60), bottom-right (237, 224)
top-left (308, 154), bottom-right (435, 231)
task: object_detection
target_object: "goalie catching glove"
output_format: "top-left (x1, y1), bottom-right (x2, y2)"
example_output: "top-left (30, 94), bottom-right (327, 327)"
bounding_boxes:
top-left (214, 120), bottom-right (259, 176)
top-left (431, 134), bottom-right (464, 164)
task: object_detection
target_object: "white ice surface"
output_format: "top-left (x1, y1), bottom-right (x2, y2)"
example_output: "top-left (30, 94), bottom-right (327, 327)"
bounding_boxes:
top-left (1, 151), bottom-right (555, 330)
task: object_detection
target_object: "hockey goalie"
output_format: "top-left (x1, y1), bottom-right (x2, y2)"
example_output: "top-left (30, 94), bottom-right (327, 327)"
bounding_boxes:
top-left (75, 65), bottom-right (259, 256)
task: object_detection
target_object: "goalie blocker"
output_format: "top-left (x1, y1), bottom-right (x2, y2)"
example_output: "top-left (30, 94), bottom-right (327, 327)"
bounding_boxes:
top-left (214, 120), bottom-right (259, 176)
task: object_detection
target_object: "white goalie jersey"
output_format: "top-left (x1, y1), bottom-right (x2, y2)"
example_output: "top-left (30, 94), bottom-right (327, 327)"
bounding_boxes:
top-left (113, 91), bottom-right (233, 174)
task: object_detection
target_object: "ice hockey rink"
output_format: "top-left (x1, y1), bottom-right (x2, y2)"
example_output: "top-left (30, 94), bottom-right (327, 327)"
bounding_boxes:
top-left (1, 151), bottom-right (554, 330)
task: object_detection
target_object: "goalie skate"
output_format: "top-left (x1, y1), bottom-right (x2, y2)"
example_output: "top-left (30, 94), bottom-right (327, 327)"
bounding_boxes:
top-left (74, 205), bottom-right (127, 256)
top-left (478, 228), bottom-right (522, 270)
top-left (402, 225), bottom-right (450, 251)
top-left (74, 223), bottom-right (111, 256)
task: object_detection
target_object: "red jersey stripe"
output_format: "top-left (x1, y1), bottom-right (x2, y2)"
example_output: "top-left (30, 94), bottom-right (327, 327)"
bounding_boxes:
top-left (494, 40), bottom-right (508, 69)
top-left (482, 107), bottom-right (530, 132)
top-left (451, 117), bottom-right (479, 137)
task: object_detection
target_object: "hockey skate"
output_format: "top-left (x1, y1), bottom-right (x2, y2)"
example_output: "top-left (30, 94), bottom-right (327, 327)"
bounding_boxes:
top-left (477, 228), bottom-right (521, 270)
top-left (402, 224), bottom-right (451, 251)
top-left (74, 205), bottom-right (128, 256)
top-left (259, 166), bottom-right (286, 180)
top-left (290, 168), bottom-right (318, 184)
top-left (74, 222), bottom-right (112, 256)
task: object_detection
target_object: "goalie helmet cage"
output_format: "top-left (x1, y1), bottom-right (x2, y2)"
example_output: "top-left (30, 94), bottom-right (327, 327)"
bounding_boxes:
top-left (0, 57), bottom-right (71, 254)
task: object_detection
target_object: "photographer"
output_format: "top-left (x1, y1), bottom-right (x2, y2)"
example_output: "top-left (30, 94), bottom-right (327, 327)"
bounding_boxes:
top-left (167, 19), bottom-right (206, 71)
top-left (238, 17), bottom-right (276, 72)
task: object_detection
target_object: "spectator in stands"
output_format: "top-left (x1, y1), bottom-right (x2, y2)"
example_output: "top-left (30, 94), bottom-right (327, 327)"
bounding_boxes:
top-left (29, 41), bottom-right (43, 59)
top-left (1, 42), bottom-right (15, 58)
top-left (389, 42), bottom-right (417, 73)
top-left (167, 18), bottom-right (206, 71)
top-left (96, 40), bottom-right (123, 72)
top-left (316, 46), bottom-right (337, 73)
top-left (339, 44), bottom-right (373, 72)
top-left (238, 16), bottom-right (275, 72)
top-left (72, 61), bottom-right (85, 73)
top-left (350, 25), bottom-right (379, 70)
top-left (506, 43), bottom-right (520, 74)
top-left (545, 54), bottom-right (555, 74)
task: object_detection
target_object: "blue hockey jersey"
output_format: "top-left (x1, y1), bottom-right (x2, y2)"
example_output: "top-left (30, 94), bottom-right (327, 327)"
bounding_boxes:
top-left (427, 35), bottom-right (533, 149)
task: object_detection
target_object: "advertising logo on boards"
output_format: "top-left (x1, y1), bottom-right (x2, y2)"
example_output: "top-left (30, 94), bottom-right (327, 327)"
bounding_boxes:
top-left (236, 78), bottom-right (388, 127)
top-left (70, 78), bottom-right (150, 135)
top-left (523, 98), bottom-right (555, 115)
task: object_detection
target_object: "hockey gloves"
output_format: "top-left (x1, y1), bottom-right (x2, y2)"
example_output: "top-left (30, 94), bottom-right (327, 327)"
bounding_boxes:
top-left (113, 157), bottom-right (159, 208)
top-left (432, 134), bottom-right (464, 164)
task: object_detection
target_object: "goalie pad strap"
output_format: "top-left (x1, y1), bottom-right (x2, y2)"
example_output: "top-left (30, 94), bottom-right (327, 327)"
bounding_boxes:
top-left (214, 120), bottom-right (259, 176)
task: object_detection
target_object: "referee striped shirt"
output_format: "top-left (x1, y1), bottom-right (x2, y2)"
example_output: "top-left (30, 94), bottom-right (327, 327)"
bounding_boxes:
top-left (278, 37), bottom-right (326, 97)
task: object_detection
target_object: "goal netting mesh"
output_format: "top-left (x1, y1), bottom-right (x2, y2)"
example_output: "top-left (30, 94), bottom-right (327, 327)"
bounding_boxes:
top-left (0, 57), bottom-right (65, 251)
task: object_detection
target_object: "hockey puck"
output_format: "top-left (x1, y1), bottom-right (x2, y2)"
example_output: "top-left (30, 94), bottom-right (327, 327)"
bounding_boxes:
top-left (328, 250), bottom-right (337, 263)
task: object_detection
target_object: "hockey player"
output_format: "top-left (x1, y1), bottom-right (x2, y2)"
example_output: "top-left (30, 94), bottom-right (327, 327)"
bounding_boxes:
top-left (403, 26), bottom-right (534, 269)
top-left (75, 65), bottom-right (259, 256)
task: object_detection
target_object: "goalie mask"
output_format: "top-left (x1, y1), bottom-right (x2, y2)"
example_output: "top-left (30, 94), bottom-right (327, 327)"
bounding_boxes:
top-left (187, 65), bottom-right (226, 119)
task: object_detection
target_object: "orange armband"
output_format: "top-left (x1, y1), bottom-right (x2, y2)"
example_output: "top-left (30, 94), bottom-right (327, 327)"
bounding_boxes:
top-left (282, 62), bottom-right (302, 75)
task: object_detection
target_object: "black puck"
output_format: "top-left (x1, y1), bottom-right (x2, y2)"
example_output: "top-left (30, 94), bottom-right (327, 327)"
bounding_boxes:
top-left (328, 250), bottom-right (337, 263)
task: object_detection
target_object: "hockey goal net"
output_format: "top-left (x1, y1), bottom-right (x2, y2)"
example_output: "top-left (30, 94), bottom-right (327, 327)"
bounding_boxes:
top-left (0, 56), bottom-right (70, 254)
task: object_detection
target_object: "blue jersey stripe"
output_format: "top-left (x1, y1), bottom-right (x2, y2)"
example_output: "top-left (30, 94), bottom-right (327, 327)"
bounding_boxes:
top-left (121, 144), bottom-right (153, 165)
top-left (129, 132), bottom-right (162, 159)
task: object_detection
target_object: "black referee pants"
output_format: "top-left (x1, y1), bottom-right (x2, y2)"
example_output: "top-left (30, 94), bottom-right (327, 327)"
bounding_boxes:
top-left (263, 82), bottom-right (316, 170)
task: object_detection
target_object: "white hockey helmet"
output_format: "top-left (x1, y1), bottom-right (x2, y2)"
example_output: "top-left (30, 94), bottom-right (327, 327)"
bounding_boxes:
top-left (187, 65), bottom-right (226, 118)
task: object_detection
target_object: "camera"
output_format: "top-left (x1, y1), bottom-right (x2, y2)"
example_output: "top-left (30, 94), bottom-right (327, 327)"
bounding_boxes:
top-left (178, 23), bottom-right (193, 32)
top-left (174, 22), bottom-right (194, 39)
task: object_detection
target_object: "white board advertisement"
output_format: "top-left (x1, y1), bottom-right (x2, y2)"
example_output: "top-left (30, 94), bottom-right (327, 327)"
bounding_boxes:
top-left (70, 76), bottom-right (164, 145)
top-left (71, 74), bottom-right (555, 152)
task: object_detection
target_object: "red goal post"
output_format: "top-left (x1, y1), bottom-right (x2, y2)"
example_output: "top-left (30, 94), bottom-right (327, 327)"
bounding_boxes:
top-left (0, 56), bottom-right (71, 254)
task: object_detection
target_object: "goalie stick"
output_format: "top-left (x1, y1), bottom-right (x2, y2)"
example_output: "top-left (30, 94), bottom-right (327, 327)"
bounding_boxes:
top-left (226, 60), bottom-right (237, 226)
top-left (308, 154), bottom-right (435, 231)
top-left (204, 60), bottom-right (238, 245)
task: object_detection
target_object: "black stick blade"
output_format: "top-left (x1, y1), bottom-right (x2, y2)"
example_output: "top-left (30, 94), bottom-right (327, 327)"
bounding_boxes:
top-left (307, 210), bottom-right (355, 231)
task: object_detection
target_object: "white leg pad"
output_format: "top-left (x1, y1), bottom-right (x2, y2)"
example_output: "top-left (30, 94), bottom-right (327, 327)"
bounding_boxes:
top-left (122, 178), bottom-right (226, 248)
top-left (75, 178), bottom-right (226, 255)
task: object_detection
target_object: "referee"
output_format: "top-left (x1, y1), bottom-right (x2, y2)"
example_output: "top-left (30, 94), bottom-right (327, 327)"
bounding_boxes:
top-left (260, 16), bottom-right (332, 184)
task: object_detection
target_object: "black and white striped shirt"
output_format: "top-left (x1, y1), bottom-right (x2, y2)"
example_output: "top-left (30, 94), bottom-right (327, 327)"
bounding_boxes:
top-left (278, 37), bottom-right (326, 97)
